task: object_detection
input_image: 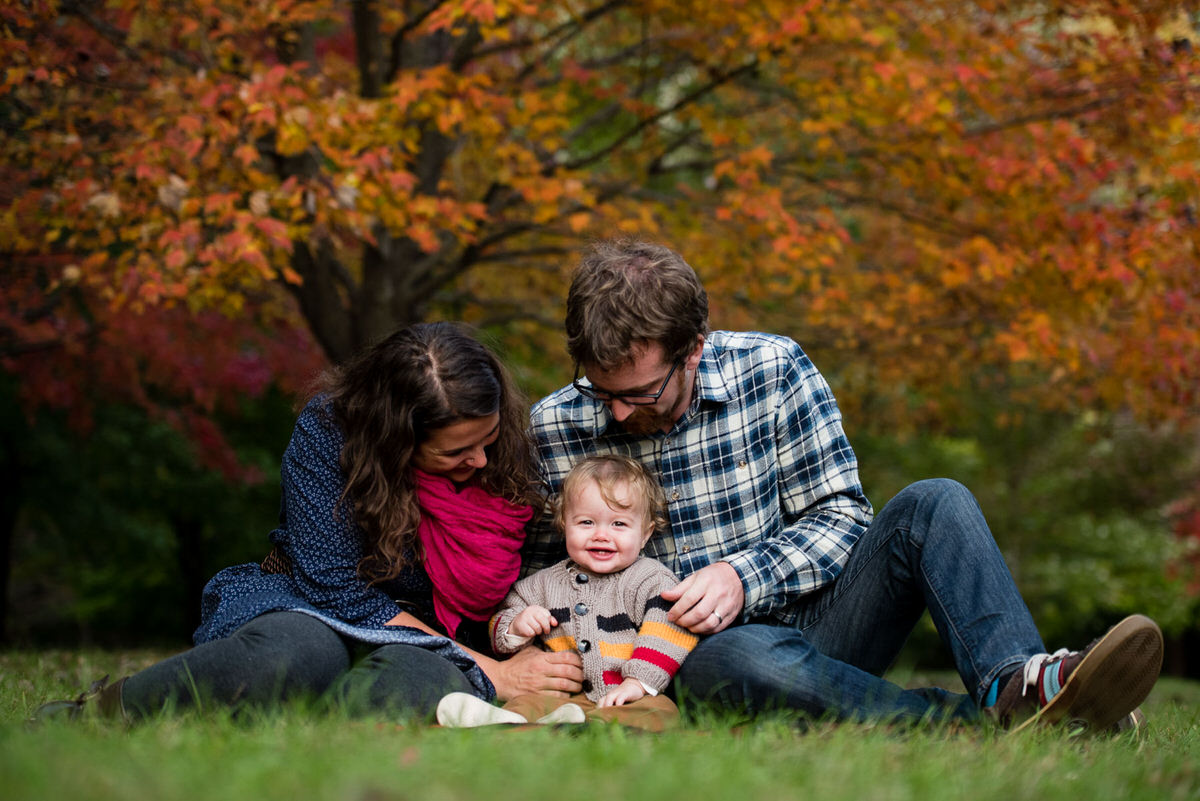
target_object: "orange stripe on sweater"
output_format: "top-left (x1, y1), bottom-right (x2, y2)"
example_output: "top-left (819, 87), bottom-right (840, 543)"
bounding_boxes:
top-left (598, 641), bottom-right (635, 659)
top-left (639, 621), bottom-right (699, 650)
top-left (543, 635), bottom-right (577, 652)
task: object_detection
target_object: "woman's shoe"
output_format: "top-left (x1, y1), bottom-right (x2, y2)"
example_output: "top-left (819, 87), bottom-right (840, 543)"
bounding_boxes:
top-left (29, 675), bottom-right (128, 723)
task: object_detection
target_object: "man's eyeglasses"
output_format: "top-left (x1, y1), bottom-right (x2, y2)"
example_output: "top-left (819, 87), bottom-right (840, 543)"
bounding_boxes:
top-left (572, 362), bottom-right (681, 406)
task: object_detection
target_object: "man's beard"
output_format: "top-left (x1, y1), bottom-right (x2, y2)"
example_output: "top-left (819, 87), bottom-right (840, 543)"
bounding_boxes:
top-left (613, 367), bottom-right (691, 436)
top-left (617, 407), bottom-right (675, 436)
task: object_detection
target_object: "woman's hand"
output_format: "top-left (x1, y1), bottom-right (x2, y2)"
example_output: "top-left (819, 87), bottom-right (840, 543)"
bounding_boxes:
top-left (382, 607), bottom-right (582, 702)
top-left (477, 647), bottom-right (584, 702)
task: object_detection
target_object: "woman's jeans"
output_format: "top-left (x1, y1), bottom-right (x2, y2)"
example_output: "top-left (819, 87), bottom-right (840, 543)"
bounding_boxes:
top-left (676, 479), bottom-right (1047, 723)
top-left (121, 611), bottom-right (475, 720)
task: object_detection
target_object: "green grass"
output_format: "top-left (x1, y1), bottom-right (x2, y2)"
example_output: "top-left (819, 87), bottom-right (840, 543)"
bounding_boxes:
top-left (2, 649), bottom-right (1199, 801)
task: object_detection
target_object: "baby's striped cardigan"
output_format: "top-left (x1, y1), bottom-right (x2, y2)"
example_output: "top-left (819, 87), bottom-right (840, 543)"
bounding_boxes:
top-left (491, 557), bottom-right (700, 702)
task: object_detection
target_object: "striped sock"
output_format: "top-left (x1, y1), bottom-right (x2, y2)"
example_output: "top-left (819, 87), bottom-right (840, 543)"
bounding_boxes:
top-left (1037, 660), bottom-right (1066, 704)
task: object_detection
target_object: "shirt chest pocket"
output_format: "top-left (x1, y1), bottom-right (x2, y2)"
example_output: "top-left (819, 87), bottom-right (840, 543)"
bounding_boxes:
top-left (710, 430), bottom-right (779, 534)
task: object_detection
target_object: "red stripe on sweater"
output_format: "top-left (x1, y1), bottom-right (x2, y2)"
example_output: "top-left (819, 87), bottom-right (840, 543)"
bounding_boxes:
top-left (602, 670), bottom-right (624, 686)
top-left (630, 647), bottom-right (682, 677)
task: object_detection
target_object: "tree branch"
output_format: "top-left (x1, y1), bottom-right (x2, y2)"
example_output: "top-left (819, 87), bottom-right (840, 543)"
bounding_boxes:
top-left (776, 167), bottom-right (998, 243)
top-left (58, 0), bottom-right (198, 69)
top-left (471, 246), bottom-right (575, 265)
top-left (504, 0), bottom-right (628, 81)
top-left (557, 58), bottom-right (758, 172)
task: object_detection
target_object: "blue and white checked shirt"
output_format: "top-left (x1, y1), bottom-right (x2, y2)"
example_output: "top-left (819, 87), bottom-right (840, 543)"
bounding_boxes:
top-left (525, 331), bottom-right (874, 626)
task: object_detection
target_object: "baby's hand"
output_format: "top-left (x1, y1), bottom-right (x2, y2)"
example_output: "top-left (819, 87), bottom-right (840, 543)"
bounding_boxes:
top-left (597, 678), bottom-right (647, 708)
top-left (509, 605), bottom-right (558, 638)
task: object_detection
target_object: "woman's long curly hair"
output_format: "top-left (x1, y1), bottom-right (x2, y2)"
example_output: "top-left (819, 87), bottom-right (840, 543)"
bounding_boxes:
top-left (318, 322), bottom-right (537, 583)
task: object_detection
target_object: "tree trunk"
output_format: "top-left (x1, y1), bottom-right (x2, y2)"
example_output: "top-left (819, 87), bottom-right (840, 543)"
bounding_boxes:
top-left (287, 239), bottom-right (356, 364)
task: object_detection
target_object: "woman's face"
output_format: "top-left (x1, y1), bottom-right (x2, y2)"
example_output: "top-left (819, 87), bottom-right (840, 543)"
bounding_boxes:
top-left (412, 413), bottom-right (501, 484)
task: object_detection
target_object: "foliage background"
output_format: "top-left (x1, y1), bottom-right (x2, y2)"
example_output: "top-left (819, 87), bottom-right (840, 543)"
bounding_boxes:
top-left (2, 0), bottom-right (1198, 670)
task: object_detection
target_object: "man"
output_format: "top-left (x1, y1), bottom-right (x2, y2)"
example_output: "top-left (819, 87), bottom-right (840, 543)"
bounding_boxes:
top-left (524, 237), bottom-right (1163, 730)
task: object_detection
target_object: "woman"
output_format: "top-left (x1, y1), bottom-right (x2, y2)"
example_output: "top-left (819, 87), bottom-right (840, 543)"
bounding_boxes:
top-left (36, 322), bottom-right (583, 722)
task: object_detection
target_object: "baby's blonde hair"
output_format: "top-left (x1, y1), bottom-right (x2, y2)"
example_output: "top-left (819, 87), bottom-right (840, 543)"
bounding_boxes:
top-left (553, 454), bottom-right (668, 535)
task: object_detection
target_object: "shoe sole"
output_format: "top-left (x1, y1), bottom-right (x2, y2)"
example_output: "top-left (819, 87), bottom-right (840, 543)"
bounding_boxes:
top-left (1012, 614), bottom-right (1163, 734)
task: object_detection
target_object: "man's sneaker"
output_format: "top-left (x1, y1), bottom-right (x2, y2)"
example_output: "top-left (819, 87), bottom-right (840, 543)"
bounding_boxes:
top-left (992, 614), bottom-right (1163, 734)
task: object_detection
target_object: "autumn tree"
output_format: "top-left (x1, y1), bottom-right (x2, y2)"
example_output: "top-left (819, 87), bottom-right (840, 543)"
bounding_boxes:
top-left (4, 0), bottom-right (1200, 647)
top-left (3, 0), bottom-right (1198, 422)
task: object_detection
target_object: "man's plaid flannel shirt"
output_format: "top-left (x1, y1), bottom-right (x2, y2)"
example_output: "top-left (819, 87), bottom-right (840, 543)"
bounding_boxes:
top-left (524, 330), bottom-right (874, 626)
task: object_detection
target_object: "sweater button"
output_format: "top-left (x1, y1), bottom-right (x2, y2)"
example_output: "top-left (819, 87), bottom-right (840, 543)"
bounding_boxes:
top-left (581, 679), bottom-right (593, 694)
top-left (575, 572), bottom-right (589, 584)
top-left (574, 602), bottom-right (589, 616)
top-left (578, 639), bottom-right (591, 653)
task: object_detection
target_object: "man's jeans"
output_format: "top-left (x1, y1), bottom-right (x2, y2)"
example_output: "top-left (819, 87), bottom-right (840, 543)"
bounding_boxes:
top-left (676, 479), bottom-right (1046, 723)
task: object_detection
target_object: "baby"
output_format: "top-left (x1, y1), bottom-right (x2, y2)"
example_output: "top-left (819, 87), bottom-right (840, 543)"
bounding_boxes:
top-left (437, 454), bottom-right (697, 730)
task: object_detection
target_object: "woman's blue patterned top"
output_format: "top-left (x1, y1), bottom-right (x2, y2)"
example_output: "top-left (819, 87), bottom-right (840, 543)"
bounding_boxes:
top-left (193, 398), bottom-right (494, 698)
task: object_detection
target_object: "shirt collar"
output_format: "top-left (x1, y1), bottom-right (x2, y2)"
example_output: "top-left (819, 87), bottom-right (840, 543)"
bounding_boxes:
top-left (694, 335), bottom-right (736, 405)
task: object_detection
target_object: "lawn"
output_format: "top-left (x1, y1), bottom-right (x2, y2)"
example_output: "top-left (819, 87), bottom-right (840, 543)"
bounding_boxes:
top-left (2, 649), bottom-right (1198, 801)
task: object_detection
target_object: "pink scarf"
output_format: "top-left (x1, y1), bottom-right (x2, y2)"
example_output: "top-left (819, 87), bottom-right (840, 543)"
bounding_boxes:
top-left (414, 469), bottom-right (532, 639)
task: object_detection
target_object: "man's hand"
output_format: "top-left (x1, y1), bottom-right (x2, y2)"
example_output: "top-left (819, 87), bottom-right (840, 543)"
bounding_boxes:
top-left (509, 605), bottom-right (557, 639)
top-left (660, 561), bottom-right (744, 634)
top-left (597, 677), bottom-right (647, 708)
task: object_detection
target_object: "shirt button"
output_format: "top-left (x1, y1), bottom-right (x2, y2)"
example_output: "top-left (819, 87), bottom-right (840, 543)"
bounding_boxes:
top-left (681, 546), bottom-right (691, 554)
top-left (575, 572), bottom-right (589, 584)
top-left (578, 640), bottom-right (591, 653)
top-left (671, 491), bottom-right (680, 500)
top-left (574, 602), bottom-right (589, 616)
top-left (738, 459), bottom-right (747, 468)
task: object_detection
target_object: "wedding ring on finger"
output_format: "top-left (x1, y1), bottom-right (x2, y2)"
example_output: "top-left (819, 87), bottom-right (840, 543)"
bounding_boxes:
top-left (711, 610), bottom-right (724, 625)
